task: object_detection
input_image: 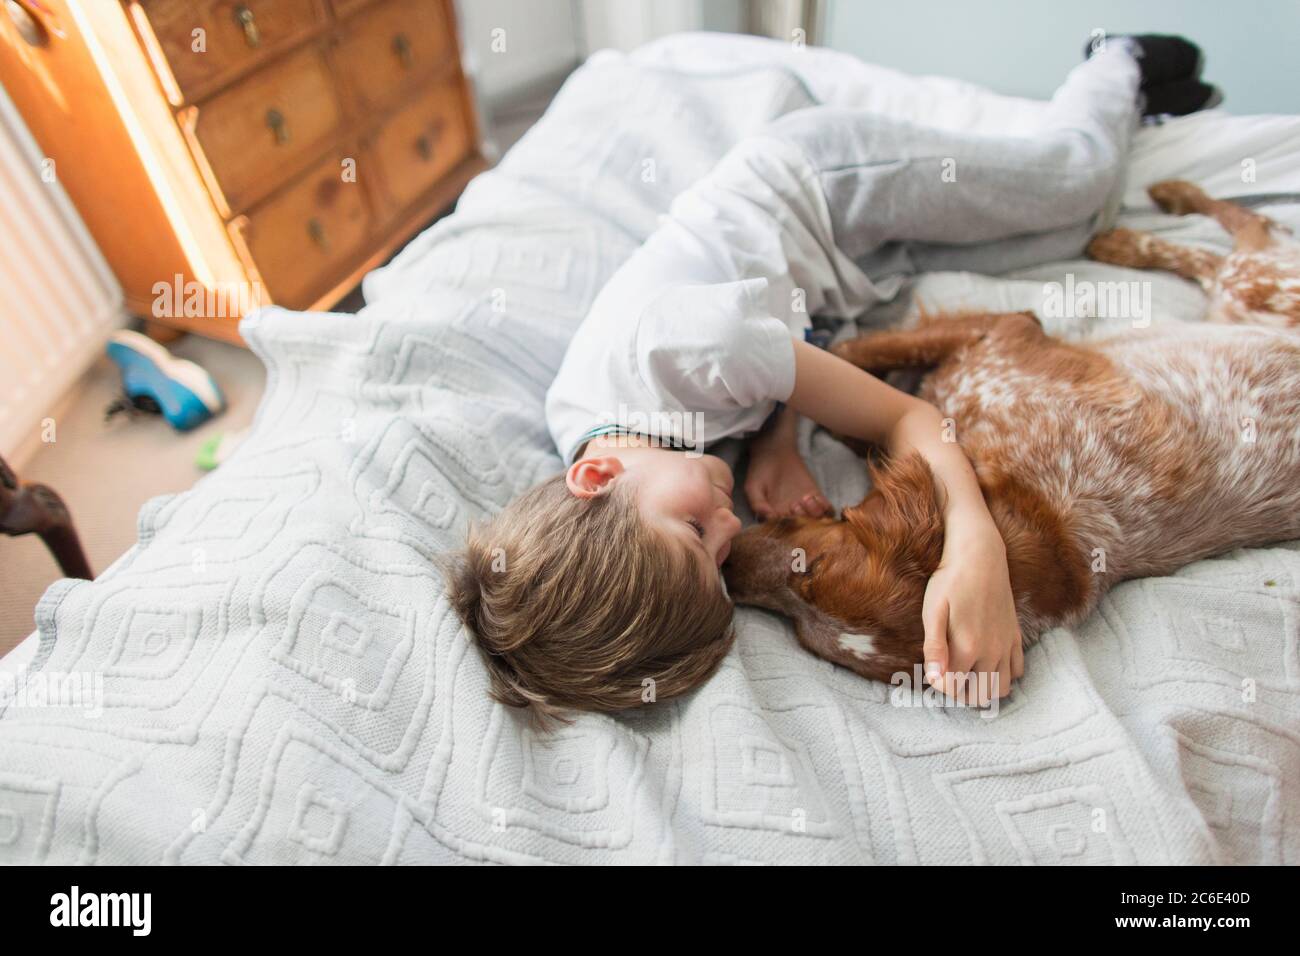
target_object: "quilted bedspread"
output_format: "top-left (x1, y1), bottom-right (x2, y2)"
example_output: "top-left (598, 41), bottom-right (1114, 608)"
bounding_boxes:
top-left (2, 34), bottom-right (1299, 865)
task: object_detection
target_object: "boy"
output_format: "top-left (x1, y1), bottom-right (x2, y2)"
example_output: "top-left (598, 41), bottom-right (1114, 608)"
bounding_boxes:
top-left (448, 36), bottom-right (1217, 722)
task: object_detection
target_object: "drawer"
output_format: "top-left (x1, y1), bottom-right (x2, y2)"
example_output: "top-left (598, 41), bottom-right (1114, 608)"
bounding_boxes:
top-left (134, 0), bottom-right (329, 103)
top-left (331, 0), bottom-right (451, 115)
top-left (181, 45), bottom-right (342, 214)
top-left (231, 154), bottom-right (372, 308)
top-left (329, 0), bottom-right (385, 16)
top-left (370, 79), bottom-right (471, 215)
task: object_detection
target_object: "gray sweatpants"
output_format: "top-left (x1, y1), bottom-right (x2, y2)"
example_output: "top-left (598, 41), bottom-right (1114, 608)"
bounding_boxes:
top-left (671, 41), bottom-right (1143, 323)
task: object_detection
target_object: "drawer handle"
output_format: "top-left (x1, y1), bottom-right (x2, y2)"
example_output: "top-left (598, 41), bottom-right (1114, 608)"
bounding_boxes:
top-left (265, 108), bottom-right (289, 144)
top-left (307, 218), bottom-right (329, 251)
top-left (415, 119), bottom-right (445, 161)
top-left (392, 33), bottom-right (413, 69)
top-left (6, 0), bottom-right (46, 46)
top-left (233, 5), bottom-right (260, 48)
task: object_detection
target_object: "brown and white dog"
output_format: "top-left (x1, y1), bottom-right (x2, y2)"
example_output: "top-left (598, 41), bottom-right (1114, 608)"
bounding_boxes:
top-left (723, 184), bottom-right (1300, 685)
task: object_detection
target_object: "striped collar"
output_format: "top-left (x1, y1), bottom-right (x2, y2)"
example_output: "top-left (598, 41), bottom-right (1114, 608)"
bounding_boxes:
top-left (568, 423), bottom-right (698, 464)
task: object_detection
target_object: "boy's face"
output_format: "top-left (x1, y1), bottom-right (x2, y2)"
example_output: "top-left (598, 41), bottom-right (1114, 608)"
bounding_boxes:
top-left (566, 441), bottom-right (742, 586)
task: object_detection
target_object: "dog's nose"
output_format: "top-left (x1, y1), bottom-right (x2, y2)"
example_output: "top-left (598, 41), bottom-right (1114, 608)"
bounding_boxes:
top-left (722, 524), bottom-right (796, 603)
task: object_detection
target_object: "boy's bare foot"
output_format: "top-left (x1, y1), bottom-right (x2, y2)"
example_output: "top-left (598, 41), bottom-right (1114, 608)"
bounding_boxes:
top-left (744, 442), bottom-right (833, 521)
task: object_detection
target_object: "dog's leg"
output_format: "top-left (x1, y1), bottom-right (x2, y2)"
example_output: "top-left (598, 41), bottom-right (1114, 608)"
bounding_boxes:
top-left (830, 311), bottom-right (1031, 375)
top-left (1148, 179), bottom-right (1282, 252)
top-left (1087, 227), bottom-right (1224, 290)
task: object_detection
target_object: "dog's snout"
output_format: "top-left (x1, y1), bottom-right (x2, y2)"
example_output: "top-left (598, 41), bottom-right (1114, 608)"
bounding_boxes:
top-left (722, 524), bottom-right (798, 604)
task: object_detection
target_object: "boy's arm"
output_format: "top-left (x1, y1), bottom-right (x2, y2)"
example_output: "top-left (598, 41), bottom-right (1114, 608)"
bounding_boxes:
top-left (784, 338), bottom-right (1024, 702)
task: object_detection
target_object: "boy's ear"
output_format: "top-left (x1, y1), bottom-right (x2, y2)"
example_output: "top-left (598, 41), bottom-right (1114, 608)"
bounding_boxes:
top-left (566, 456), bottom-right (625, 498)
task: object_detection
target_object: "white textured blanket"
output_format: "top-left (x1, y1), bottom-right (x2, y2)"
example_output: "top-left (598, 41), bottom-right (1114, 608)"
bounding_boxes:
top-left (2, 34), bottom-right (1298, 865)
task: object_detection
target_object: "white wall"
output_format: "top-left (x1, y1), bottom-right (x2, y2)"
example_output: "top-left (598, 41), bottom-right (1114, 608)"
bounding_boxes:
top-left (0, 86), bottom-right (125, 465)
top-left (823, 0), bottom-right (1299, 116)
top-left (456, 0), bottom-right (581, 103)
top-left (458, 0), bottom-right (746, 106)
top-left (581, 0), bottom-right (743, 53)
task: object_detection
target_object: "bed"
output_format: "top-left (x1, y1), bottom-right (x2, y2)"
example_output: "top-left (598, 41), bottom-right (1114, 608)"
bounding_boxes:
top-left (2, 33), bottom-right (1298, 865)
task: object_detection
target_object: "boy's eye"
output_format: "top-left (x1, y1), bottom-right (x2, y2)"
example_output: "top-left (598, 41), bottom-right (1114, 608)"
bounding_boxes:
top-left (688, 518), bottom-right (706, 538)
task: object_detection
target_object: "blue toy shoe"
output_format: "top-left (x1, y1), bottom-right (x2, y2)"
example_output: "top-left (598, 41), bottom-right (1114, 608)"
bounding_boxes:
top-left (105, 330), bottom-right (225, 431)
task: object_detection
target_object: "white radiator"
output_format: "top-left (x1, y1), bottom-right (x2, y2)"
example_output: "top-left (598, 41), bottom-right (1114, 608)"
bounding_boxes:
top-left (0, 84), bottom-right (125, 464)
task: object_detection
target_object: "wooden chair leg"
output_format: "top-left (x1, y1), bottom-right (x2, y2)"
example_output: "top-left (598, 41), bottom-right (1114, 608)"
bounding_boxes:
top-left (0, 454), bottom-right (92, 580)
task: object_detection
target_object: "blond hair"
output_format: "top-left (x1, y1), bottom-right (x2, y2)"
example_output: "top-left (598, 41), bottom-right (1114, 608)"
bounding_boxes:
top-left (444, 473), bottom-right (735, 725)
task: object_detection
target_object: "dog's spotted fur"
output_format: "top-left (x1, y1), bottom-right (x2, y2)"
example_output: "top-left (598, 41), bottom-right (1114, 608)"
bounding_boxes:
top-left (1089, 179), bottom-right (1300, 328)
top-left (723, 309), bottom-right (1300, 684)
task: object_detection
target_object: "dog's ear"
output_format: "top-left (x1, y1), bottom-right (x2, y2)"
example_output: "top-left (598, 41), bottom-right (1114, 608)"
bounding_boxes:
top-left (843, 453), bottom-right (944, 573)
top-left (840, 492), bottom-right (887, 541)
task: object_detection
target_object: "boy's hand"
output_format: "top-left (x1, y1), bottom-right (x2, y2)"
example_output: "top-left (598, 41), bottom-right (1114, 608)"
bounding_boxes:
top-left (921, 525), bottom-right (1024, 705)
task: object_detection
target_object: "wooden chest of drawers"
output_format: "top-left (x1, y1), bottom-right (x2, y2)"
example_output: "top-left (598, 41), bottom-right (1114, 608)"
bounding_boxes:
top-left (0, 0), bottom-right (485, 342)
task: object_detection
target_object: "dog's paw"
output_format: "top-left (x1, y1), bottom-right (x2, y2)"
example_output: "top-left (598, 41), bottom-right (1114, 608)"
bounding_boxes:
top-left (1086, 228), bottom-right (1151, 267)
top-left (830, 338), bottom-right (867, 368)
top-left (1148, 179), bottom-right (1205, 215)
top-left (829, 338), bottom-right (855, 359)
